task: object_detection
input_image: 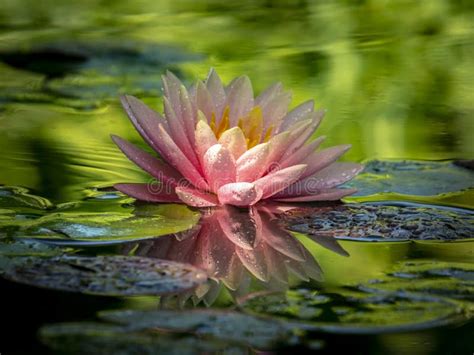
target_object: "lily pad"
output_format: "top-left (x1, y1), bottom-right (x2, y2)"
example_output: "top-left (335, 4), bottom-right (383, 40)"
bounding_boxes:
top-left (240, 288), bottom-right (464, 334)
top-left (361, 260), bottom-right (474, 303)
top-left (285, 202), bottom-right (474, 241)
top-left (99, 308), bottom-right (294, 348)
top-left (346, 160), bottom-right (474, 197)
top-left (7, 204), bottom-right (200, 245)
top-left (240, 257), bottom-right (474, 333)
top-left (2, 255), bottom-right (207, 296)
top-left (39, 322), bottom-right (238, 355)
top-left (0, 186), bottom-right (54, 211)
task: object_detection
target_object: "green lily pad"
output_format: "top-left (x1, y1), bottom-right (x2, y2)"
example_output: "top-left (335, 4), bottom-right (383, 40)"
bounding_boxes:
top-left (39, 322), bottom-right (239, 355)
top-left (346, 160), bottom-right (474, 197)
top-left (99, 308), bottom-right (294, 349)
top-left (2, 255), bottom-right (207, 296)
top-left (285, 202), bottom-right (474, 241)
top-left (8, 204), bottom-right (200, 245)
top-left (0, 186), bottom-right (53, 211)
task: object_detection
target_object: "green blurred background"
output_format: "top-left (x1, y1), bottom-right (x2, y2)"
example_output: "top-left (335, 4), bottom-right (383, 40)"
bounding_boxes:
top-left (0, 0), bottom-right (473, 202)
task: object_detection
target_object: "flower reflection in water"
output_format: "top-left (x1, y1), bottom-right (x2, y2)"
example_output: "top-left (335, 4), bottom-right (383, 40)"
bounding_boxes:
top-left (124, 203), bottom-right (348, 306)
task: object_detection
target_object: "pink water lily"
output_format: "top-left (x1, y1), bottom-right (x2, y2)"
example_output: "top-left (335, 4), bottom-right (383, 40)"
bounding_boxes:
top-left (112, 69), bottom-right (363, 207)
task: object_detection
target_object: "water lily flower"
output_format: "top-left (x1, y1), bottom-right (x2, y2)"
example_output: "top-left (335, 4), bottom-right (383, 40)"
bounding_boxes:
top-left (112, 69), bottom-right (363, 207)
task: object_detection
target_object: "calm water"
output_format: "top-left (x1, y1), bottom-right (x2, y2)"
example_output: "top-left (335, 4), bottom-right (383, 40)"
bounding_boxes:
top-left (0, 1), bottom-right (473, 354)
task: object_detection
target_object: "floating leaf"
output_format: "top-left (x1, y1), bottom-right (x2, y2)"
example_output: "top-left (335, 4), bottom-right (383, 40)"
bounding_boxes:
top-left (240, 258), bottom-right (474, 333)
top-left (2, 255), bottom-right (207, 296)
top-left (346, 160), bottom-right (474, 197)
top-left (39, 322), bottom-right (238, 355)
top-left (285, 202), bottom-right (474, 241)
top-left (240, 288), bottom-right (465, 334)
top-left (12, 204), bottom-right (200, 245)
top-left (361, 260), bottom-right (474, 303)
top-left (99, 308), bottom-right (294, 348)
top-left (0, 186), bottom-right (53, 211)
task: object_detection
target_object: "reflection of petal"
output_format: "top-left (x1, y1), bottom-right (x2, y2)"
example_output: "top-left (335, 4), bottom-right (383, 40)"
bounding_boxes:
top-left (263, 246), bottom-right (288, 283)
top-left (235, 243), bottom-right (269, 282)
top-left (218, 207), bottom-right (257, 250)
top-left (260, 213), bottom-right (305, 262)
top-left (306, 234), bottom-right (349, 257)
top-left (221, 253), bottom-right (244, 291)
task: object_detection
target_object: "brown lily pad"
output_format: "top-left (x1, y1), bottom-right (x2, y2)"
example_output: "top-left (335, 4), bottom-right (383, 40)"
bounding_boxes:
top-left (283, 203), bottom-right (474, 241)
top-left (2, 255), bottom-right (207, 296)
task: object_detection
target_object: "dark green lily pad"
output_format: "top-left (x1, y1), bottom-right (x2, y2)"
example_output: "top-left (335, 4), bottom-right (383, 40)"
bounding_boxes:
top-left (99, 308), bottom-right (294, 348)
top-left (285, 202), bottom-right (474, 241)
top-left (39, 322), bottom-right (239, 355)
top-left (240, 258), bottom-right (473, 333)
top-left (240, 288), bottom-right (464, 334)
top-left (2, 255), bottom-right (207, 296)
top-left (361, 260), bottom-right (474, 303)
top-left (0, 186), bottom-right (53, 211)
top-left (346, 160), bottom-right (474, 197)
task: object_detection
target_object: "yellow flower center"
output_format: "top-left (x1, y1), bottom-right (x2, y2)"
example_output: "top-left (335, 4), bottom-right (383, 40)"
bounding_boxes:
top-left (210, 106), bottom-right (274, 149)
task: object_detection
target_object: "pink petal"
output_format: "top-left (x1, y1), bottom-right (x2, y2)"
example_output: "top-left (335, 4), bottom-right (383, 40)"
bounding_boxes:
top-left (111, 135), bottom-right (182, 186)
top-left (120, 95), bottom-right (167, 154)
top-left (195, 81), bottom-right (214, 121)
top-left (255, 82), bottom-right (291, 131)
top-left (217, 182), bottom-right (263, 206)
top-left (155, 124), bottom-right (208, 190)
top-left (276, 162), bottom-right (363, 197)
top-left (217, 206), bottom-right (258, 250)
top-left (203, 144), bottom-right (236, 192)
top-left (224, 76), bottom-right (254, 126)
top-left (218, 127), bottom-right (247, 160)
top-left (162, 71), bottom-right (184, 120)
top-left (279, 136), bottom-right (326, 169)
top-left (301, 144), bottom-right (352, 179)
top-left (205, 68), bottom-right (226, 119)
top-left (255, 82), bottom-right (282, 107)
top-left (281, 110), bottom-right (325, 159)
top-left (236, 143), bottom-right (270, 182)
top-left (254, 164), bottom-right (307, 199)
top-left (114, 183), bottom-right (181, 202)
top-left (163, 96), bottom-right (200, 168)
top-left (301, 162), bottom-right (365, 189)
top-left (175, 185), bottom-right (219, 207)
top-left (195, 116), bottom-right (218, 165)
top-left (265, 131), bottom-right (291, 170)
top-left (179, 84), bottom-right (197, 145)
top-left (278, 100), bottom-right (314, 132)
top-left (274, 188), bottom-right (358, 202)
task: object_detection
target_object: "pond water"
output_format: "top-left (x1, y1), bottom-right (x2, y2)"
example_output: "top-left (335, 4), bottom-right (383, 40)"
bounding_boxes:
top-left (0, 1), bottom-right (473, 354)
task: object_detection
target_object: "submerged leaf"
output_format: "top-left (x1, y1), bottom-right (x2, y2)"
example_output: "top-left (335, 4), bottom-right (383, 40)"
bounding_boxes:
top-left (2, 255), bottom-right (207, 296)
top-left (39, 322), bottom-right (237, 355)
top-left (99, 308), bottom-right (294, 348)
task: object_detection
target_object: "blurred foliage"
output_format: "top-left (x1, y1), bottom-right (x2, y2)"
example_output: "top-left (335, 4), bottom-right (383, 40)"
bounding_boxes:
top-left (0, 0), bottom-right (472, 201)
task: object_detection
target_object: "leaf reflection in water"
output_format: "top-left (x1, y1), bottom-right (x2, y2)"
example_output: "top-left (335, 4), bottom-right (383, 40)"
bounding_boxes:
top-left (123, 203), bottom-right (348, 305)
